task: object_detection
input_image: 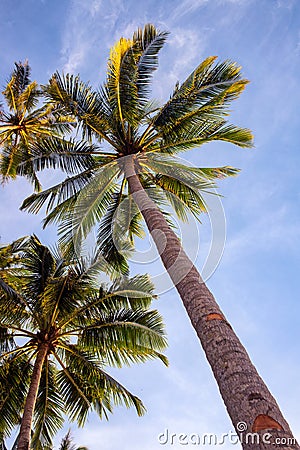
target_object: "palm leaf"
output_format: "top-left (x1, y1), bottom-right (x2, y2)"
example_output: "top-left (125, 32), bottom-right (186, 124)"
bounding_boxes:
top-left (2, 61), bottom-right (32, 112)
top-left (57, 162), bottom-right (120, 250)
top-left (154, 174), bottom-right (208, 221)
top-left (44, 73), bottom-right (112, 144)
top-left (106, 36), bottom-right (138, 126)
top-left (96, 191), bottom-right (131, 275)
top-left (56, 345), bottom-right (146, 421)
top-left (32, 360), bottom-right (64, 448)
top-left (18, 137), bottom-right (97, 177)
top-left (80, 308), bottom-right (167, 367)
top-left (0, 356), bottom-right (32, 437)
top-left (133, 24), bottom-right (169, 106)
top-left (20, 168), bottom-right (95, 215)
top-left (152, 57), bottom-right (247, 129)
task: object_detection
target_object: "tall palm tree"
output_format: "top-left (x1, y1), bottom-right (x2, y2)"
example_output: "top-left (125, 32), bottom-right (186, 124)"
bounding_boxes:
top-left (20, 25), bottom-right (298, 448)
top-left (0, 61), bottom-right (73, 190)
top-left (0, 235), bottom-right (167, 450)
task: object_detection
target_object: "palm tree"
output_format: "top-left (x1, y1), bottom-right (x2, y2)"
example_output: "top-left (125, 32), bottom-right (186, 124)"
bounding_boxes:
top-left (0, 235), bottom-right (167, 450)
top-left (0, 61), bottom-right (73, 190)
top-left (57, 431), bottom-right (87, 450)
top-left (20, 25), bottom-right (298, 448)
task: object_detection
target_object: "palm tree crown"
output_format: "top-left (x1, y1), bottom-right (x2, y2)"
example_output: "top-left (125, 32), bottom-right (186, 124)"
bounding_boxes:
top-left (20, 24), bottom-right (252, 271)
top-left (0, 235), bottom-right (167, 449)
top-left (0, 61), bottom-right (73, 190)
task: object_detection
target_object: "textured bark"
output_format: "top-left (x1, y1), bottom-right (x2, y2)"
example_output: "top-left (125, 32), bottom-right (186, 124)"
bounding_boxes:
top-left (124, 155), bottom-right (299, 449)
top-left (17, 344), bottom-right (48, 450)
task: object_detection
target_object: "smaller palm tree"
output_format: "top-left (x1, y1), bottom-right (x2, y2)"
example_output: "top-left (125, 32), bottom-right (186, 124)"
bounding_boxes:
top-left (0, 61), bottom-right (73, 190)
top-left (57, 431), bottom-right (88, 450)
top-left (0, 236), bottom-right (167, 450)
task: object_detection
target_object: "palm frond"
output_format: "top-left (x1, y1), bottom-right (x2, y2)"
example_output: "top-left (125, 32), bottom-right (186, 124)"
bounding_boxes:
top-left (2, 61), bottom-right (32, 111)
top-left (58, 430), bottom-right (88, 450)
top-left (152, 57), bottom-right (247, 129)
top-left (32, 360), bottom-right (64, 448)
top-left (57, 162), bottom-right (120, 251)
top-left (17, 137), bottom-right (97, 177)
top-left (154, 174), bottom-right (208, 221)
top-left (19, 235), bottom-right (55, 298)
top-left (0, 356), bottom-right (32, 437)
top-left (106, 36), bottom-right (139, 126)
top-left (96, 191), bottom-right (131, 275)
top-left (57, 345), bottom-right (146, 421)
top-left (139, 153), bottom-right (217, 190)
top-left (20, 169), bottom-right (95, 215)
top-left (157, 122), bottom-right (253, 153)
top-left (80, 308), bottom-right (167, 367)
top-left (44, 73), bottom-right (113, 144)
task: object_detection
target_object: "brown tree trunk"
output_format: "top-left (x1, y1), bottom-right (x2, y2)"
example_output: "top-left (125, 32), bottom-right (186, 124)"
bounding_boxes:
top-left (17, 344), bottom-right (48, 450)
top-left (124, 155), bottom-right (299, 449)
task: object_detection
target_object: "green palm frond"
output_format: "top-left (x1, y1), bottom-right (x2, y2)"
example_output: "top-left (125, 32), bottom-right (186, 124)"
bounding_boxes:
top-left (107, 274), bottom-right (156, 310)
top-left (106, 36), bottom-right (137, 124)
top-left (32, 360), bottom-right (64, 448)
top-left (44, 73), bottom-right (113, 144)
top-left (154, 174), bottom-right (208, 221)
top-left (96, 191), bottom-right (132, 275)
top-left (0, 356), bottom-right (32, 438)
top-left (20, 169), bottom-right (95, 216)
top-left (151, 57), bottom-right (247, 129)
top-left (57, 345), bottom-right (146, 421)
top-left (2, 61), bottom-right (31, 112)
top-left (54, 354), bottom-right (91, 425)
top-left (157, 123), bottom-right (253, 154)
top-left (17, 137), bottom-right (97, 177)
top-left (133, 24), bottom-right (169, 106)
top-left (139, 153), bottom-right (217, 190)
top-left (57, 162), bottom-right (120, 250)
top-left (96, 187), bottom-right (146, 275)
top-left (19, 236), bottom-right (55, 298)
top-left (80, 308), bottom-right (168, 368)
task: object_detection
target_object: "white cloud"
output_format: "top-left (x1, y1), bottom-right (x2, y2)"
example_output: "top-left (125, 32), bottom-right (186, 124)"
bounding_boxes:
top-left (171, 0), bottom-right (210, 22)
top-left (276, 0), bottom-right (296, 8)
top-left (60, 0), bottom-right (126, 74)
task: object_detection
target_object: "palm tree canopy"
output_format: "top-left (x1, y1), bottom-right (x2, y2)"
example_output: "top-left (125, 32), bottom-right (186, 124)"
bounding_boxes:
top-left (0, 61), bottom-right (73, 190)
top-left (20, 24), bottom-right (253, 272)
top-left (0, 235), bottom-right (167, 448)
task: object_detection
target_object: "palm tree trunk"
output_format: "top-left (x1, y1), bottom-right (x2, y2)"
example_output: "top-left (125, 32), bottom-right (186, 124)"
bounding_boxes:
top-left (17, 344), bottom-right (48, 450)
top-left (124, 155), bottom-right (298, 449)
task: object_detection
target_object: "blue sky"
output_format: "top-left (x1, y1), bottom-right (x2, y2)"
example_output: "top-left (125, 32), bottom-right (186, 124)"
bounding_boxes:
top-left (1, 0), bottom-right (300, 448)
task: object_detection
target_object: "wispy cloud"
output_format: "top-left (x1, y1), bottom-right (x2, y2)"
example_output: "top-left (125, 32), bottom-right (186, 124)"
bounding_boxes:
top-left (60, 0), bottom-right (126, 75)
top-left (171, 0), bottom-right (209, 22)
top-left (276, 0), bottom-right (297, 8)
